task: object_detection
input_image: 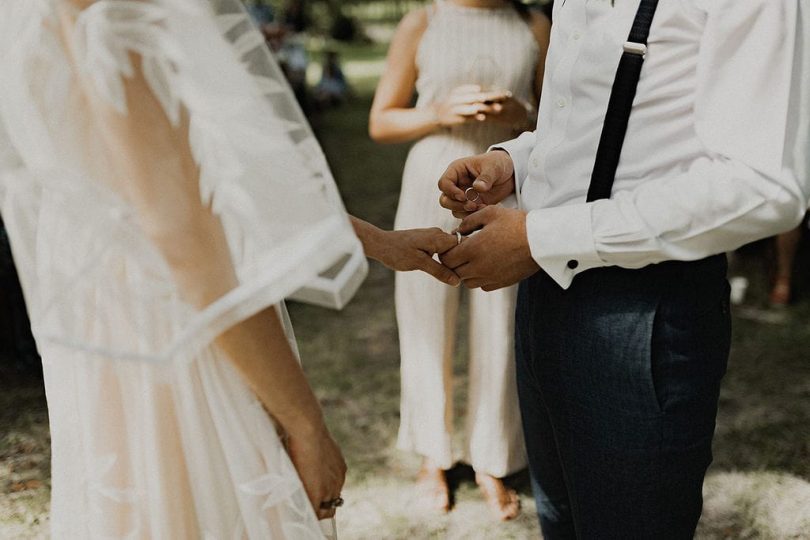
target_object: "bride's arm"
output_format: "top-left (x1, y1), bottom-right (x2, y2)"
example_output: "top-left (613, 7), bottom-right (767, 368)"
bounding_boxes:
top-left (56, 1), bottom-right (344, 518)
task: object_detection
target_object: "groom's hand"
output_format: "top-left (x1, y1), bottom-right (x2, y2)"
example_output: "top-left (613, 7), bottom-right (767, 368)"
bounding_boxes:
top-left (438, 150), bottom-right (516, 218)
top-left (440, 206), bottom-right (539, 291)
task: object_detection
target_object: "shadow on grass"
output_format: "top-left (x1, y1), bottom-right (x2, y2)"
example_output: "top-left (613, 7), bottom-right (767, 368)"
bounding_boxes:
top-left (443, 464), bottom-right (533, 507)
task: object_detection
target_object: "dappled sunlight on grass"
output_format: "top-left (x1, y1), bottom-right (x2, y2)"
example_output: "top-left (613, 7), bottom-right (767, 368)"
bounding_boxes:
top-left (699, 471), bottom-right (810, 539)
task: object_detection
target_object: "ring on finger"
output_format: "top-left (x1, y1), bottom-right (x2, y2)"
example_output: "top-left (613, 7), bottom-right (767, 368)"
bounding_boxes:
top-left (465, 187), bottom-right (480, 202)
top-left (320, 497), bottom-right (344, 510)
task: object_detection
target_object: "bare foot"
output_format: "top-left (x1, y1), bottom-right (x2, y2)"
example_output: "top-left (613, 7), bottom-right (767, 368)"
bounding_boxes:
top-left (416, 460), bottom-right (450, 514)
top-left (476, 473), bottom-right (521, 521)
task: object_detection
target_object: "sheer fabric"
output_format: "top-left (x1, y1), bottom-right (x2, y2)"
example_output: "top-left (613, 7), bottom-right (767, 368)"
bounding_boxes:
top-left (0, 0), bottom-right (364, 537)
top-left (0, 0), bottom-right (366, 364)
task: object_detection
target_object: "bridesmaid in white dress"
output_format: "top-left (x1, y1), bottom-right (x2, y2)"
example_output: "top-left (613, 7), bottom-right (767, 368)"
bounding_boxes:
top-left (0, 0), bottom-right (458, 537)
top-left (369, 0), bottom-right (550, 521)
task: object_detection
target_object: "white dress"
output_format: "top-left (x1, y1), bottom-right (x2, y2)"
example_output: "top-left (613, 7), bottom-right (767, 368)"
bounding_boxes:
top-left (0, 1), bottom-right (365, 538)
top-left (394, 1), bottom-right (539, 477)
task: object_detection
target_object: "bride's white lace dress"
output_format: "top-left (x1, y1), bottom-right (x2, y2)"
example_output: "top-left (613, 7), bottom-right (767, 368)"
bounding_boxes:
top-left (0, 1), bottom-right (365, 537)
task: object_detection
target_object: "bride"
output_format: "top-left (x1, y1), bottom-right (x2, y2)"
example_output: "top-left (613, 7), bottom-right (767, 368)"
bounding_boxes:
top-left (0, 0), bottom-right (457, 537)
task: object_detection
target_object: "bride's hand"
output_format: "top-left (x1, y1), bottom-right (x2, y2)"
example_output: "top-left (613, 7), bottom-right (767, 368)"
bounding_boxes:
top-left (286, 425), bottom-right (347, 520)
top-left (373, 228), bottom-right (460, 286)
top-left (350, 217), bottom-right (460, 285)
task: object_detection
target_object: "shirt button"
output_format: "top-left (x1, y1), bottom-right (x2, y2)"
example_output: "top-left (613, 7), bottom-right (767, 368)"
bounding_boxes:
top-left (567, 259), bottom-right (579, 270)
top-left (532, 158), bottom-right (540, 168)
top-left (572, 31), bottom-right (582, 40)
top-left (557, 97), bottom-right (567, 109)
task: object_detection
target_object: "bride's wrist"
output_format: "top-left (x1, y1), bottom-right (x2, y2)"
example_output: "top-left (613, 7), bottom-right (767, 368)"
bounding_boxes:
top-left (351, 217), bottom-right (388, 264)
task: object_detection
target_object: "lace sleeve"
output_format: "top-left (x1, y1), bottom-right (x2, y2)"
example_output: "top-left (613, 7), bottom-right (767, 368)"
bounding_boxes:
top-left (0, 0), bottom-right (366, 363)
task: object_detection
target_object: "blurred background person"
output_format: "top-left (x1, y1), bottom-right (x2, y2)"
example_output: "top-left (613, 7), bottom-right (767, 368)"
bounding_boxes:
top-left (246, 0), bottom-right (275, 29)
top-left (247, 0), bottom-right (312, 112)
top-left (369, 0), bottom-right (550, 522)
top-left (277, 0), bottom-right (313, 109)
top-left (315, 49), bottom-right (351, 109)
top-left (282, 0), bottom-right (311, 34)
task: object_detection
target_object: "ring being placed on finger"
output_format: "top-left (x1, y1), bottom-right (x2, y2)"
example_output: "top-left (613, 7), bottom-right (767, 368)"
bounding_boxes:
top-left (456, 231), bottom-right (463, 245)
top-left (320, 497), bottom-right (344, 510)
top-left (464, 187), bottom-right (480, 203)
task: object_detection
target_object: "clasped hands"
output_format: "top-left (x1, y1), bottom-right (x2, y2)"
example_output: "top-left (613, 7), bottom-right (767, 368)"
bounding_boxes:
top-left (436, 150), bottom-right (539, 291)
top-left (376, 151), bottom-right (538, 291)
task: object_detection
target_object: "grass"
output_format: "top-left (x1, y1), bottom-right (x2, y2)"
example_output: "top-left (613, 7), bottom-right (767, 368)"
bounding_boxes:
top-left (2, 39), bottom-right (810, 540)
top-left (0, 377), bottom-right (50, 538)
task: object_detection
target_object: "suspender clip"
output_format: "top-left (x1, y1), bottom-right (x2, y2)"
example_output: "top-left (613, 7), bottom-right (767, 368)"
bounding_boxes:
top-left (623, 41), bottom-right (648, 57)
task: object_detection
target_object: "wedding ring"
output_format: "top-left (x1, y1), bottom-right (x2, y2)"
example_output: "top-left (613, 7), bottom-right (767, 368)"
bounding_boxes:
top-left (320, 497), bottom-right (344, 510)
top-left (456, 231), bottom-right (463, 245)
top-left (464, 187), bottom-right (480, 203)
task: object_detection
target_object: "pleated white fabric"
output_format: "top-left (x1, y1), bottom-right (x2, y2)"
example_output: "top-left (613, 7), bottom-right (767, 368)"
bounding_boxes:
top-left (0, 0), bottom-right (364, 537)
top-left (394, 1), bottom-right (539, 477)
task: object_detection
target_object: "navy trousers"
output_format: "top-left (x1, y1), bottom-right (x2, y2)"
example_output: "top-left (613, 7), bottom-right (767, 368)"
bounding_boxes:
top-left (515, 255), bottom-right (730, 539)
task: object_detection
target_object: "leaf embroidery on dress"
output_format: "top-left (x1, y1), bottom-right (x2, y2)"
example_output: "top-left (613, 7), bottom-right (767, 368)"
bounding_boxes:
top-left (239, 473), bottom-right (305, 510)
top-left (87, 453), bottom-right (141, 538)
top-left (73, 1), bottom-right (185, 122)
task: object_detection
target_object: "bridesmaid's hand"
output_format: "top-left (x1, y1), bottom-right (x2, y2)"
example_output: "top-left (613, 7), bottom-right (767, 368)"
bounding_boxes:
top-left (286, 424), bottom-right (347, 520)
top-left (485, 95), bottom-right (535, 131)
top-left (370, 228), bottom-right (461, 286)
top-left (432, 85), bottom-right (512, 128)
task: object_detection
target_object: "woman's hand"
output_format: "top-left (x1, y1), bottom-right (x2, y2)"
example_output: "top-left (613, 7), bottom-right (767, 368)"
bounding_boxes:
top-left (484, 95), bottom-right (535, 131)
top-left (432, 85), bottom-right (513, 128)
top-left (286, 424), bottom-right (347, 520)
top-left (374, 228), bottom-right (460, 285)
top-left (350, 217), bottom-right (460, 286)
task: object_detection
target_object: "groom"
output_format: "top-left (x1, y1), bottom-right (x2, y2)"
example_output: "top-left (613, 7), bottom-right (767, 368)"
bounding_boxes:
top-left (437, 0), bottom-right (808, 538)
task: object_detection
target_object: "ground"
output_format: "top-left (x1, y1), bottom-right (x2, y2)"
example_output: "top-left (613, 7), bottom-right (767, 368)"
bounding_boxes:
top-left (1, 42), bottom-right (809, 540)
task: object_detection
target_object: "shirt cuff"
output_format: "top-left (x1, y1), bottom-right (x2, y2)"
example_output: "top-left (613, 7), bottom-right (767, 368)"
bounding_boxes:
top-left (489, 132), bottom-right (534, 209)
top-left (526, 204), bottom-right (606, 289)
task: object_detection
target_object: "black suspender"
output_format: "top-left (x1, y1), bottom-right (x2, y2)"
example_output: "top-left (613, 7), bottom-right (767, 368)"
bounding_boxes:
top-left (586, 0), bottom-right (660, 202)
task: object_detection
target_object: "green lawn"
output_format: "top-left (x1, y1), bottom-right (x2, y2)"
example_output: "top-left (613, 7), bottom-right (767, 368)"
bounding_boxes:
top-left (1, 42), bottom-right (809, 540)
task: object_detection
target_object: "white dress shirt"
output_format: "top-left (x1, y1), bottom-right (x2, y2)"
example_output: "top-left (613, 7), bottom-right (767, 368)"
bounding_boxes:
top-left (497, 0), bottom-right (810, 289)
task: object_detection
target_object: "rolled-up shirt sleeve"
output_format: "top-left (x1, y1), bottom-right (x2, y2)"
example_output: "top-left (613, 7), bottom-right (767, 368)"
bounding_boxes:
top-left (527, 0), bottom-right (809, 289)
